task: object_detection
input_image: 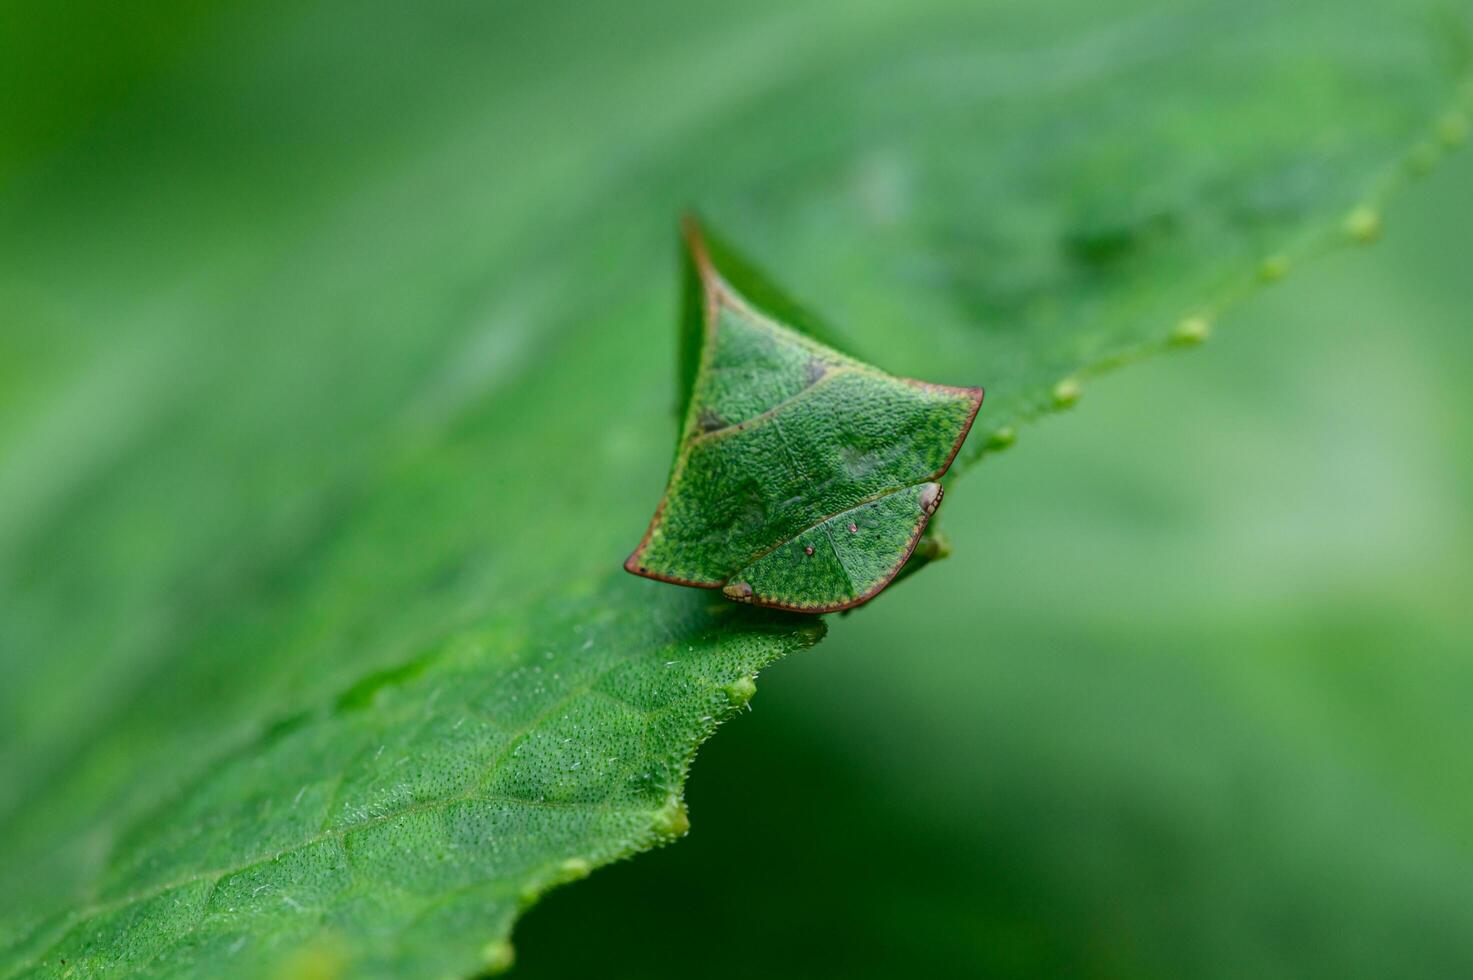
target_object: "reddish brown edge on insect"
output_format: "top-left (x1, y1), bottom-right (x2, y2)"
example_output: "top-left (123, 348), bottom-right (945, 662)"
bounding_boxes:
top-left (624, 216), bottom-right (985, 613)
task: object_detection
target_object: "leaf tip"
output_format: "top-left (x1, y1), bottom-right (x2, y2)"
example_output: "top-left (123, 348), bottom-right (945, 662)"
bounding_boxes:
top-left (653, 796), bottom-right (691, 840)
top-left (1438, 110), bottom-right (1469, 149)
top-left (1171, 315), bottom-right (1213, 347)
top-left (558, 856), bottom-right (592, 880)
top-left (481, 940), bottom-right (516, 974)
top-left (1406, 139), bottom-right (1442, 176)
top-left (984, 426), bottom-right (1018, 453)
top-left (1051, 378), bottom-right (1083, 410)
top-left (1343, 205), bottom-right (1383, 245)
top-left (724, 675), bottom-right (758, 709)
top-left (1258, 254), bottom-right (1291, 283)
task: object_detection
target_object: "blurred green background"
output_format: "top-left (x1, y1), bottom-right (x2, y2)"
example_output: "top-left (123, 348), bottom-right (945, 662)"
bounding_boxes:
top-left (515, 161), bottom-right (1473, 978)
top-left (3, 0), bottom-right (1472, 977)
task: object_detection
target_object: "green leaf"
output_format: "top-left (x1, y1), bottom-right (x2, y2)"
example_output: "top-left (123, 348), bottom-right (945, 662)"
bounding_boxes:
top-left (625, 219), bottom-right (982, 612)
top-left (1, 1), bottom-right (1468, 977)
top-left (512, 168), bottom-right (1473, 979)
top-left (2, 579), bottom-right (821, 979)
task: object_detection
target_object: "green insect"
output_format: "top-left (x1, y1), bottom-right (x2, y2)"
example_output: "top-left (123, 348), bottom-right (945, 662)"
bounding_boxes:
top-left (625, 218), bottom-right (983, 613)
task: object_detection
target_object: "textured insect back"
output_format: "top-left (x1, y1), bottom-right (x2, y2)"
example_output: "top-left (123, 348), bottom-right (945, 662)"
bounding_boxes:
top-left (625, 217), bottom-right (984, 613)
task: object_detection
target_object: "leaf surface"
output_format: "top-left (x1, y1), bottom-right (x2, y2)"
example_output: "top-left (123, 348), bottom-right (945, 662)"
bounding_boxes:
top-left (0, 0), bottom-right (1468, 977)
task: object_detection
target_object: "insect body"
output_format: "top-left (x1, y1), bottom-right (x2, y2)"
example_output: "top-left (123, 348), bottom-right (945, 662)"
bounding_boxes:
top-left (625, 218), bottom-right (983, 613)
